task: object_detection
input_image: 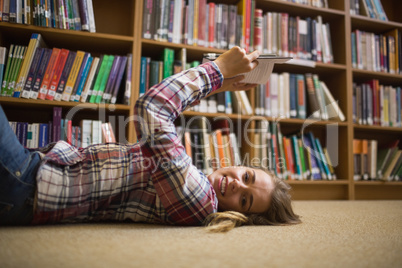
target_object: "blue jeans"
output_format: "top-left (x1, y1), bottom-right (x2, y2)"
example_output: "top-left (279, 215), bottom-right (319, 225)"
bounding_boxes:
top-left (0, 105), bottom-right (41, 225)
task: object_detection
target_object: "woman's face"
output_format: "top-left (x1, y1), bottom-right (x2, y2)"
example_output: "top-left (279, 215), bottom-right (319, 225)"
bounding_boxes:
top-left (207, 167), bottom-right (274, 214)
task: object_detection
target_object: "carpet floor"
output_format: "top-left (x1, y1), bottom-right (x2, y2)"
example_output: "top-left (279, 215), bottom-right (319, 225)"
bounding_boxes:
top-left (0, 200), bottom-right (401, 268)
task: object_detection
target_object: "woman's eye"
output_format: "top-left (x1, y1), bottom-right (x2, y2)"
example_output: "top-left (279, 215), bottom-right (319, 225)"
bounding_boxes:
top-left (241, 196), bottom-right (247, 207)
top-left (244, 172), bottom-right (249, 183)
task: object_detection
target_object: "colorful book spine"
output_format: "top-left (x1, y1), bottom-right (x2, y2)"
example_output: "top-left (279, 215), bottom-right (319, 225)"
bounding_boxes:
top-left (73, 55), bottom-right (93, 101)
top-left (54, 51), bottom-right (76, 101)
top-left (102, 55), bottom-right (121, 103)
top-left (38, 47), bottom-right (61, 100)
top-left (69, 52), bottom-right (91, 101)
top-left (109, 55), bottom-right (128, 104)
top-left (21, 47), bottom-right (45, 99)
top-left (1, 45), bottom-right (15, 96)
top-left (80, 56), bottom-right (100, 102)
top-left (7, 46), bottom-right (27, 97)
top-left (14, 33), bottom-right (43, 98)
top-left (61, 50), bottom-right (85, 101)
top-left (45, 48), bottom-right (70, 100)
top-left (30, 48), bottom-right (52, 99)
top-left (89, 55), bottom-right (109, 103)
top-left (0, 47), bottom-right (7, 93)
top-left (95, 54), bottom-right (114, 103)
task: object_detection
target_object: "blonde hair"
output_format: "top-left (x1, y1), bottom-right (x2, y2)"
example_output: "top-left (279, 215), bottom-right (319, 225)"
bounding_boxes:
top-left (203, 172), bottom-right (301, 232)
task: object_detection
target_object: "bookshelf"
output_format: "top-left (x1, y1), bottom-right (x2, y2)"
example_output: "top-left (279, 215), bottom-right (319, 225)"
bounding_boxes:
top-left (0, 0), bottom-right (400, 200)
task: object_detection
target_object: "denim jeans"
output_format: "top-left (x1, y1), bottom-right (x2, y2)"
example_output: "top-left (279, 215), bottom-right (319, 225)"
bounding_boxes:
top-left (0, 105), bottom-right (41, 225)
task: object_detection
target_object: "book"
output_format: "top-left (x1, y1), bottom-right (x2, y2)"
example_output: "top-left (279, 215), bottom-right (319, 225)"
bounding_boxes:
top-left (202, 53), bottom-right (291, 84)
top-left (6, 45), bottom-right (27, 97)
top-left (89, 55), bottom-right (109, 103)
top-left (95, 54), bottom-right (114, 103)
top-left (61, 50), bottom-right (86, 101)
top-left (304, 73), bottom-right (321, 119)
top-left (38, 47), bottom-right (61, 99)
top-left (45, 48), bottom-right (70, 100)
top-left (13, 33), bottom-right (45, 98)
top-left (320, 81), bottom-right (346, 121)
top-left (54, 51), bottom-right (77, 101)
top-left (101, 122), bottom-right (116, 143)
top-left (101, 55), bottom-right (121, 103)
top-left (70, 52), bottom-right (91, 101)
top-left (110, 55), bottom-right (128, 104)
top-left (1, 44), bottom-right (15, 96)
top-left (73, 55), bottom-right (93, 101)
top-left (0, 47), bottom-right (7, 92)
top-left (29, 47), bottom-right (51, 99)
top-left (80, 56), bottom-right (100, 102)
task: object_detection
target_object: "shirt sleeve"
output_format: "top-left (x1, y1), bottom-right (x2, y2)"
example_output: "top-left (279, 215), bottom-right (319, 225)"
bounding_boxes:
top-left (134, 61), bottom-right (222, 225)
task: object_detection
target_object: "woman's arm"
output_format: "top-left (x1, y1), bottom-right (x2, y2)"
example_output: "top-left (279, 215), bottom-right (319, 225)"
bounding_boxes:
top-left (134, 47), bottom-right (259, 225)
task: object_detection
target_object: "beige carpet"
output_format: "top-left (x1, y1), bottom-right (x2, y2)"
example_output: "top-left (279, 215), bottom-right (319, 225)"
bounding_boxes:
top-left (0, 201), bottom-right (401, 268)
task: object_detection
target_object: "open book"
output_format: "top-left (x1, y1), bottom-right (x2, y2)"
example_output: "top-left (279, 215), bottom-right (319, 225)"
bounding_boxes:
top-left (203, 53), bottom-right (292, 84)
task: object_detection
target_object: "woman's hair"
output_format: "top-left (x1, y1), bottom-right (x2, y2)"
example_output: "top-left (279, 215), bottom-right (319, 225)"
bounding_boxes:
top-left (203, 170), bottom-right (301, 232)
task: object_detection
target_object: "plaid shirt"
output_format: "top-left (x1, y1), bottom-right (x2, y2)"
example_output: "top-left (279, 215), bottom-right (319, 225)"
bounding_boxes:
top-left (33, 62), bottom-right (222, 225)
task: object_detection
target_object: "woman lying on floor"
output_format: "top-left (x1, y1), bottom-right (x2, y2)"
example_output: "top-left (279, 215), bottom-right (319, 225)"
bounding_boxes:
top-left (0, 47), bottom-right (300, 232)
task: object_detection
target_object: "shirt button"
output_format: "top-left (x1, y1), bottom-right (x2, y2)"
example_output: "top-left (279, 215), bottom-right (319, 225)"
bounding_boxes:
top-left (15, 171), bottom-right (21, 177)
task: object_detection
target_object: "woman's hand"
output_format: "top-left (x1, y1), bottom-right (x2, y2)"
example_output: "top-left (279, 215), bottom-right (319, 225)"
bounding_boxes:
top-left (214, 46), bottom-right (260, 79)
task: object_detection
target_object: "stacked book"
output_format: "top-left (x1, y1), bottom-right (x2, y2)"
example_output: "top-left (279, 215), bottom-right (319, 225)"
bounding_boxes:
top-left (0, 0), bottom-right (96, 32)
top-left (0, 33), bottom-right (132, 105)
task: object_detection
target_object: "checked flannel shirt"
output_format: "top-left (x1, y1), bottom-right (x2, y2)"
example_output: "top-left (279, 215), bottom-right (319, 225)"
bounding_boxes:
top-left (32, 61), bottom-right (222, 225)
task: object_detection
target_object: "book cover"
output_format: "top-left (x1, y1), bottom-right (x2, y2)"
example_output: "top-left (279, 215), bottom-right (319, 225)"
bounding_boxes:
top-left (80, 119), bottom-right (92, 147)
top-left (86, 0), bottom-right (96, 32)
top-left (54, 51), bottom-right (76, 101)
top-left (89, 55), bottom-right (108, 103)
top-left (80, 55), bottom-right (101, 102)
top-left (101, 122), bottom-right (116, 143)
top-left (61, 50), bottom-right (85, 101)
top-left (38, 47), bottom-right (61, 99)
top-left (203, 53), bottom-right (291, 84)
top-left (303, 133), bottom-right (321, 180)
top-left (312, 74), bottom-right (328, 120)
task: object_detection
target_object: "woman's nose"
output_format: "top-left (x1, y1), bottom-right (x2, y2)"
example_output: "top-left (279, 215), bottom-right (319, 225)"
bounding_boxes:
top-left (231, 178), bottom-right (245, 193)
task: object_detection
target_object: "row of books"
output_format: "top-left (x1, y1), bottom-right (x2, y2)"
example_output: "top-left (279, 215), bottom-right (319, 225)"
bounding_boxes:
top-left (282, 0), bottom-right (328, 8)
top-left (249, 121), bottom-right (336, 180)
top-left (139, 48), bottom-right (191, 95)
top-left (353, 139), bottom-right (401, 181)
top-left (189, 71), bottom-right (345, 123)
top-left (351, 29), bottom-right (401, 74)
top-left (349, 0), bottom-right (388, 21)
top-left (253, 72), bottom-right (345, 121)
top-left (178, 117), bottom-right (336, 180)
top-left (0, 0), bottom-right (96, 32)
top-left (255, 13), bottom-right (333, 63)
top-left (142, 0), bottom-right (334, 63)
top-left (0, 33), bottom-right (132, 104)
top-left (9, 107), bottom-right (116, 149)
top-left (353, 80), bottom-right (401, 127)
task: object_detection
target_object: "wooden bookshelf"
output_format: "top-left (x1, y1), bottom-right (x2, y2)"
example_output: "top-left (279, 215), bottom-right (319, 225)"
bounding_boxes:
top-left (0, 0), bottom-right (401, 200)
